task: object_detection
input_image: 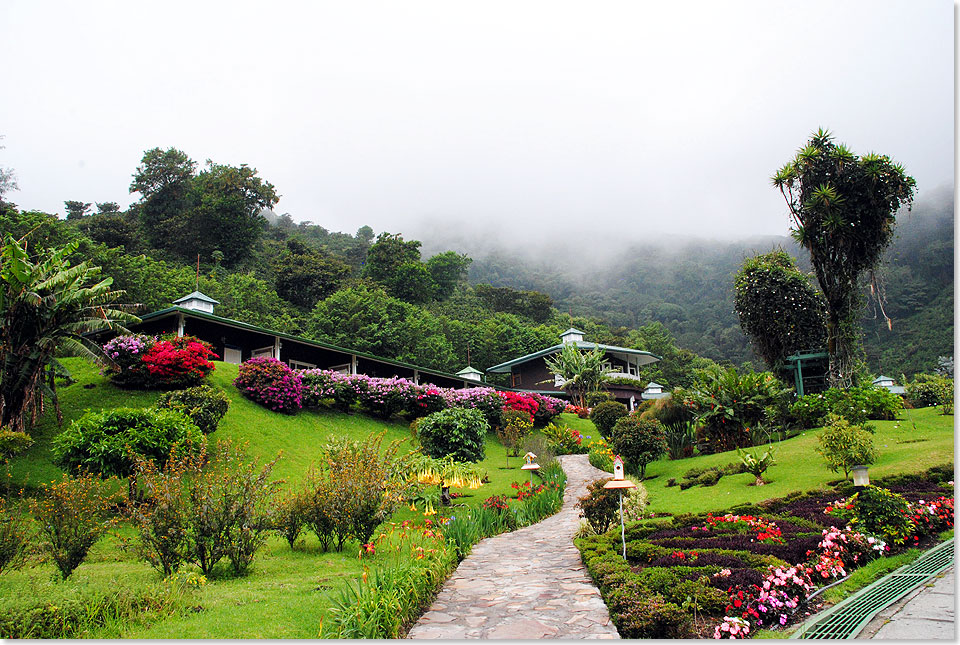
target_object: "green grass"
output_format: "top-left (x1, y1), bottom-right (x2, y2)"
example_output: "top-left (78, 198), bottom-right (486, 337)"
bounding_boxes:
top-left (641, 407), bottom-right (954, 515)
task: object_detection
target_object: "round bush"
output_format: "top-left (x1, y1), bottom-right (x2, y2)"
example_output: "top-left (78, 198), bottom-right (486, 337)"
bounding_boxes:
top-left (156, 385), bottom-right (230, 434)
top-left (590, 400), bottom-right (628, 439)
top-left (234, 357), bottom-right (303, 413)
top-left (140, 335), bottom-right (218, 389)
top-left (52, 407), bottom-right (204, 478)
top-left (610, 416), bottom-right (667, 479)
top-left (417, 408), bottom-right (489, 463)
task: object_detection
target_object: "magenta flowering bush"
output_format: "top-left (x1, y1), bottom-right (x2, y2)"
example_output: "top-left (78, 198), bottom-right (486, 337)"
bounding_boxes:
top-left (102, 334), bottom-right (157, 387)
top-left (440, 387), bottom-right (505, 427)
top-left (300, 369), bottom-right (367, 411)
top-left (234, 357), bottom-right (303, 413)
top-left (528, 392), bottom-right (567, 427)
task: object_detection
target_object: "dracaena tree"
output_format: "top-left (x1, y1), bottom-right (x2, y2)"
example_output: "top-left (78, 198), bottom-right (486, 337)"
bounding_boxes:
top-left (0, 236), bottom-right (138, 432)
top-left (542, 343), bottom-right (613, 409)
top-left (772, 129), bottom-right (915, 388)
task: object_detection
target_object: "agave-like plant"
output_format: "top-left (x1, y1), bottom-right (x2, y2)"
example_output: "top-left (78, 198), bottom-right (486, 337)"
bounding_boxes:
top-left (0, 235), bottom-right (139, 432)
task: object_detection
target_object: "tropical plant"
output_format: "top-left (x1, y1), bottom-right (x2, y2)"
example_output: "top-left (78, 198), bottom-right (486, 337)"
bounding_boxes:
top-left (543, 343), bottom-right (613, 409)
top-left (772, 129), bottom-right (916, 388)
top-left (678, 365), bottom-right (792, 453)
top-left (816, 414), bottom-right (878, 480)
top-left (0, 236), bottom-right (137, 432)
top-left (736, 445), bottom-right (776, 486)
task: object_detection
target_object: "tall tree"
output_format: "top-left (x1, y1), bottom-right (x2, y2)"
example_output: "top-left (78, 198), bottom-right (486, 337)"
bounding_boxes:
top-left (733, 249), bottom-right (827, 371)
top-left (426, 251), bottom-right (472, 300)
top-left (130, 147), bottom-right (197, 251)
top-left (63, 200), bottom-right (92, 220)
top-left (772, 129), bottom-right (915, 387)
top-left (0, 236), bottom-right (137, 432)
top-left (96, 202), bottom-right (120, 214)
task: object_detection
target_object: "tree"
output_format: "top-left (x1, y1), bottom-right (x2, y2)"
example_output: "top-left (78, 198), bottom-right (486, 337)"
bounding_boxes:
top-left (362, 232), bottom-right (422, 284)
top-left (274, 245), bottom-right (352, 309)
top-left (130, 147), bottom-right (197, 250)
top-left (542, 343), bottom-right (613, 408)
top-left (426, 251), bottom-right (472, 300)
top-left (0, 236), bottom-right (137, 432)
top-left (0, 135), bottom-right (18, 202)
top-left (610, 416), bottom-right (667, 480)
top-left (63, 201), bottom-right (92, 220)
top-left (773, 129), bottom-right (916, 387)
top-left (733, 249), bottom-right (827, 370)
top-left (96, 202), bottom-right (120, 214)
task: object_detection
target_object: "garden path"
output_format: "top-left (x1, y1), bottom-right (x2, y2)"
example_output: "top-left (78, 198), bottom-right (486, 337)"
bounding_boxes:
top-left (406, 454), bottom-right (620, 639)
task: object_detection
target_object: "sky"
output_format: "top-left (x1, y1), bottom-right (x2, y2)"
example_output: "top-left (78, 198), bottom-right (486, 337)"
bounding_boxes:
top-left (0, 1), bottom-right (953, 245)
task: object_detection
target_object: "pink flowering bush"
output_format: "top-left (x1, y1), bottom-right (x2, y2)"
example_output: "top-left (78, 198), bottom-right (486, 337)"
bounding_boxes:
top-left (528, 392), bottom-right (567, 427)
top-left (440, 387), bottom-right (505, 427)
top-left (234, 357), bottom-right (303, 413)
top-left (102, 334), bottom-right (156, 387)
top-left (299, 369), bottom-right (367, 411)
top-left (713, 616), bottom-right (750, 639)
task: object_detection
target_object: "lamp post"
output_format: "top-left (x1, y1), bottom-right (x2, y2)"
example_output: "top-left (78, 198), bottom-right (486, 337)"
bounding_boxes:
top-left (602, 455), bottom-right (636, 560)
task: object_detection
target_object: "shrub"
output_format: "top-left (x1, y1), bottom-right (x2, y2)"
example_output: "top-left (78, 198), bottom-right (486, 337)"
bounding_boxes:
top-left (816, 414), bottom-right (878, 480)
top-left (417, 408), bottom-right (488, 463)
top-left (498, 409), bottom-right (533, 457)
top-left (585, 390), bottom-right (614, 408)
top-left (356, 376), bottom-right (418, 419)
top-left (404, 385), bottom-right (447, 419)
top-left (52, 407), bottom-right (204, 480)
top-left (541, 422), bottom-right (586, 455)
top-left (607, 588), bottom-right (691, 639)
top-left (0, 429), bottom-right (33, 461)
top-left (140, 335), bottom-right (218, 389)
top-left (590, 401), bottom-right (629, 440)
top-left (905, 376), bottom-right (953, 409)
top-left (610, 416), bottom-right (667, 479)
top-left (791, 385), bottom-right (904, 428)
top-left (29, 472), bottom-right (121, 579)
top-left (845, 486), bottom-right (915, 545)
top-left (132, 442), bottom-right (280, 576)
top-left (528, 392), bottom-right (567, 427)
top-left (0, 496), bottom-right (29, 575)
top-left (301, 433), bottom-right (401, 551)
top-left (234, 357), bottom-right (303, 412)
top-left (274, 490), bottom-right (306, 548)
top-left (501, 391), bottom-right (539, 422)
top-left (101, 333), bottom-right (156, 388)
top-left (440, 387), bottom-right (505, 427)
top-left (677, 365), bottom-right (791, 453)
top-left (156, 385), bottom-right (229, 434)
top-left (577, 477), bottom-right (646, 534)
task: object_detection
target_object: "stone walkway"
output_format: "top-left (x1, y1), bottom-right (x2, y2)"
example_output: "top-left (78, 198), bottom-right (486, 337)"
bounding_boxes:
top-left (406, 454), bottom-right (620, 639)
top-left (858, 566), bottom-right (956, 640)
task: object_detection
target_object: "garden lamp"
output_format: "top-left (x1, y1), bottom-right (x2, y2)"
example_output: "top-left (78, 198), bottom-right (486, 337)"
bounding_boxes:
top-left (852, 465), bottom-right (870, 487)
top-left (603, 456), bottom-right (637, 560)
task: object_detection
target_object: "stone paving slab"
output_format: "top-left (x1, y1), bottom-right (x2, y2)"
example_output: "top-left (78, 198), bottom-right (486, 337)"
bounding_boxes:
top-left (859, 567), bottom-right (956, 640)
top-left (407, 454), bottom-right (619, 639)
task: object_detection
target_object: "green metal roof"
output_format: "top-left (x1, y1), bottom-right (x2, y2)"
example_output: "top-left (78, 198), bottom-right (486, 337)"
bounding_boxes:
top-left (486, 341), bottom-right (660, 374)
top-left (173, 290), bottom-right (219, 305)
top-left (137, 306), bottom-right (472, 383)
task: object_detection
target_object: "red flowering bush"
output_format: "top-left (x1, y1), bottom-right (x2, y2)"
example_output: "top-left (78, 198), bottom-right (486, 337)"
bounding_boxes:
top-left (481, 494), bottom-right (511, 513)
top-left (502, 391), bottom-right (539, 422)
top-left (528, 393), bottom-right (566, 427)
top-left (234, 357), bottom-right (303, 413)
top-left (141, 335), bottom-right (217, 389)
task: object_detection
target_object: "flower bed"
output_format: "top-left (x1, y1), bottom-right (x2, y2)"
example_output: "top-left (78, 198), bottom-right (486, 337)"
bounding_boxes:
top-left (577, 467), bottom-right (954, 638)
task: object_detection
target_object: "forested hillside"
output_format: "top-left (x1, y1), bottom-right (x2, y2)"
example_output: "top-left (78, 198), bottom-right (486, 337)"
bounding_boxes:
top-left (1, 147), bottom-right (950, 383)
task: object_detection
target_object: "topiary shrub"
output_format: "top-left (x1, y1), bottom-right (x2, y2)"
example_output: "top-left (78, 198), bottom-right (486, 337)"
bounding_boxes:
top-left (590, 401), bottom-right (629, 439)
top-left (156, 385), bottom-right (230, 434)
top-left (610, 416), bottom-right (667, 480)
top-left (234, 357), bottom-right (303, 413)
top-left (52, 407), bottom-right (204, 480)
top-left (417, 408), bottom-right (488, 463)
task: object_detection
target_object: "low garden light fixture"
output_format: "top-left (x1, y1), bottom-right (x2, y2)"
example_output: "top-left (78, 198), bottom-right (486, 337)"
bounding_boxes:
top-left (603, 455), bottom-right (637, 560)
top-left (852, 465), bottom-right (870, 487)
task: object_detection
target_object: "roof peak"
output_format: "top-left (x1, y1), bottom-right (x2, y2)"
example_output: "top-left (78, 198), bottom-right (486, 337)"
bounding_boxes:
top-left (173, 290), bottom-right (220, 305)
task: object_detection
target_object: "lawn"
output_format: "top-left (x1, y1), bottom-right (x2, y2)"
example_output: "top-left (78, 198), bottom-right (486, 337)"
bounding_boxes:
top-left (1, 358), bottom-right (562, 638)
top-left (641, 406), bottom-right (954, 516)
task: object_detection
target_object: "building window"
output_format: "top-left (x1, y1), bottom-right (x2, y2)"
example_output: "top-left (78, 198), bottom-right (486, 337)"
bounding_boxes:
top-left (329, 363), bottom-right (351, 374)
top-left (289, 359), bottom-right (316, 370)
top-left (512, 373), bottom-right (522, 387)
top-left (251, 346), bottom-right (274, 359)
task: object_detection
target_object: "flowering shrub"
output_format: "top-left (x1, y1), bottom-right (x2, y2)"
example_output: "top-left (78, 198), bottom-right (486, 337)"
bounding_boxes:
top-left (790, 385), bottom-right (903, 428)
top-left (908, 496), bottom-right (954, 535)
top-left (234, 357), bottom-right (303, 412)
top-left (141, 335), bottom-right (217, 389)
top-left (501, 391), bottom-right (539, 422)
top-left (357, 376), bottom-right (419, 419)
top-left (440, 387), bottom-right (505, 427)
top-left (405, 385), bottom-right (447, 418)
top-left (832, 486), bottom-right (915, 544)
top-left (805, 527), bottom-right (886, 581)
top-left (541, 422), bottom-right (587, 455)
top-left (904, 376), bottom-right (953, 409)
top-left (566, 404), bottom-right (591, 418)
top-left (299, 369), bottom-right (367, 411)
top-left (528, 392), bottom-right (567, 426)
top-left (481, 494), bottom-right (510, 513)
top-left (102, 333), bottom-right (156, 387)
top-left (726, 565), bottom-right (816, 630)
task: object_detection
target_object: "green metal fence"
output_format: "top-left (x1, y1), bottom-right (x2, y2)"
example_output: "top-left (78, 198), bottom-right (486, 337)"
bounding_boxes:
top-left (791, 539), bottom-right (954, 639)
